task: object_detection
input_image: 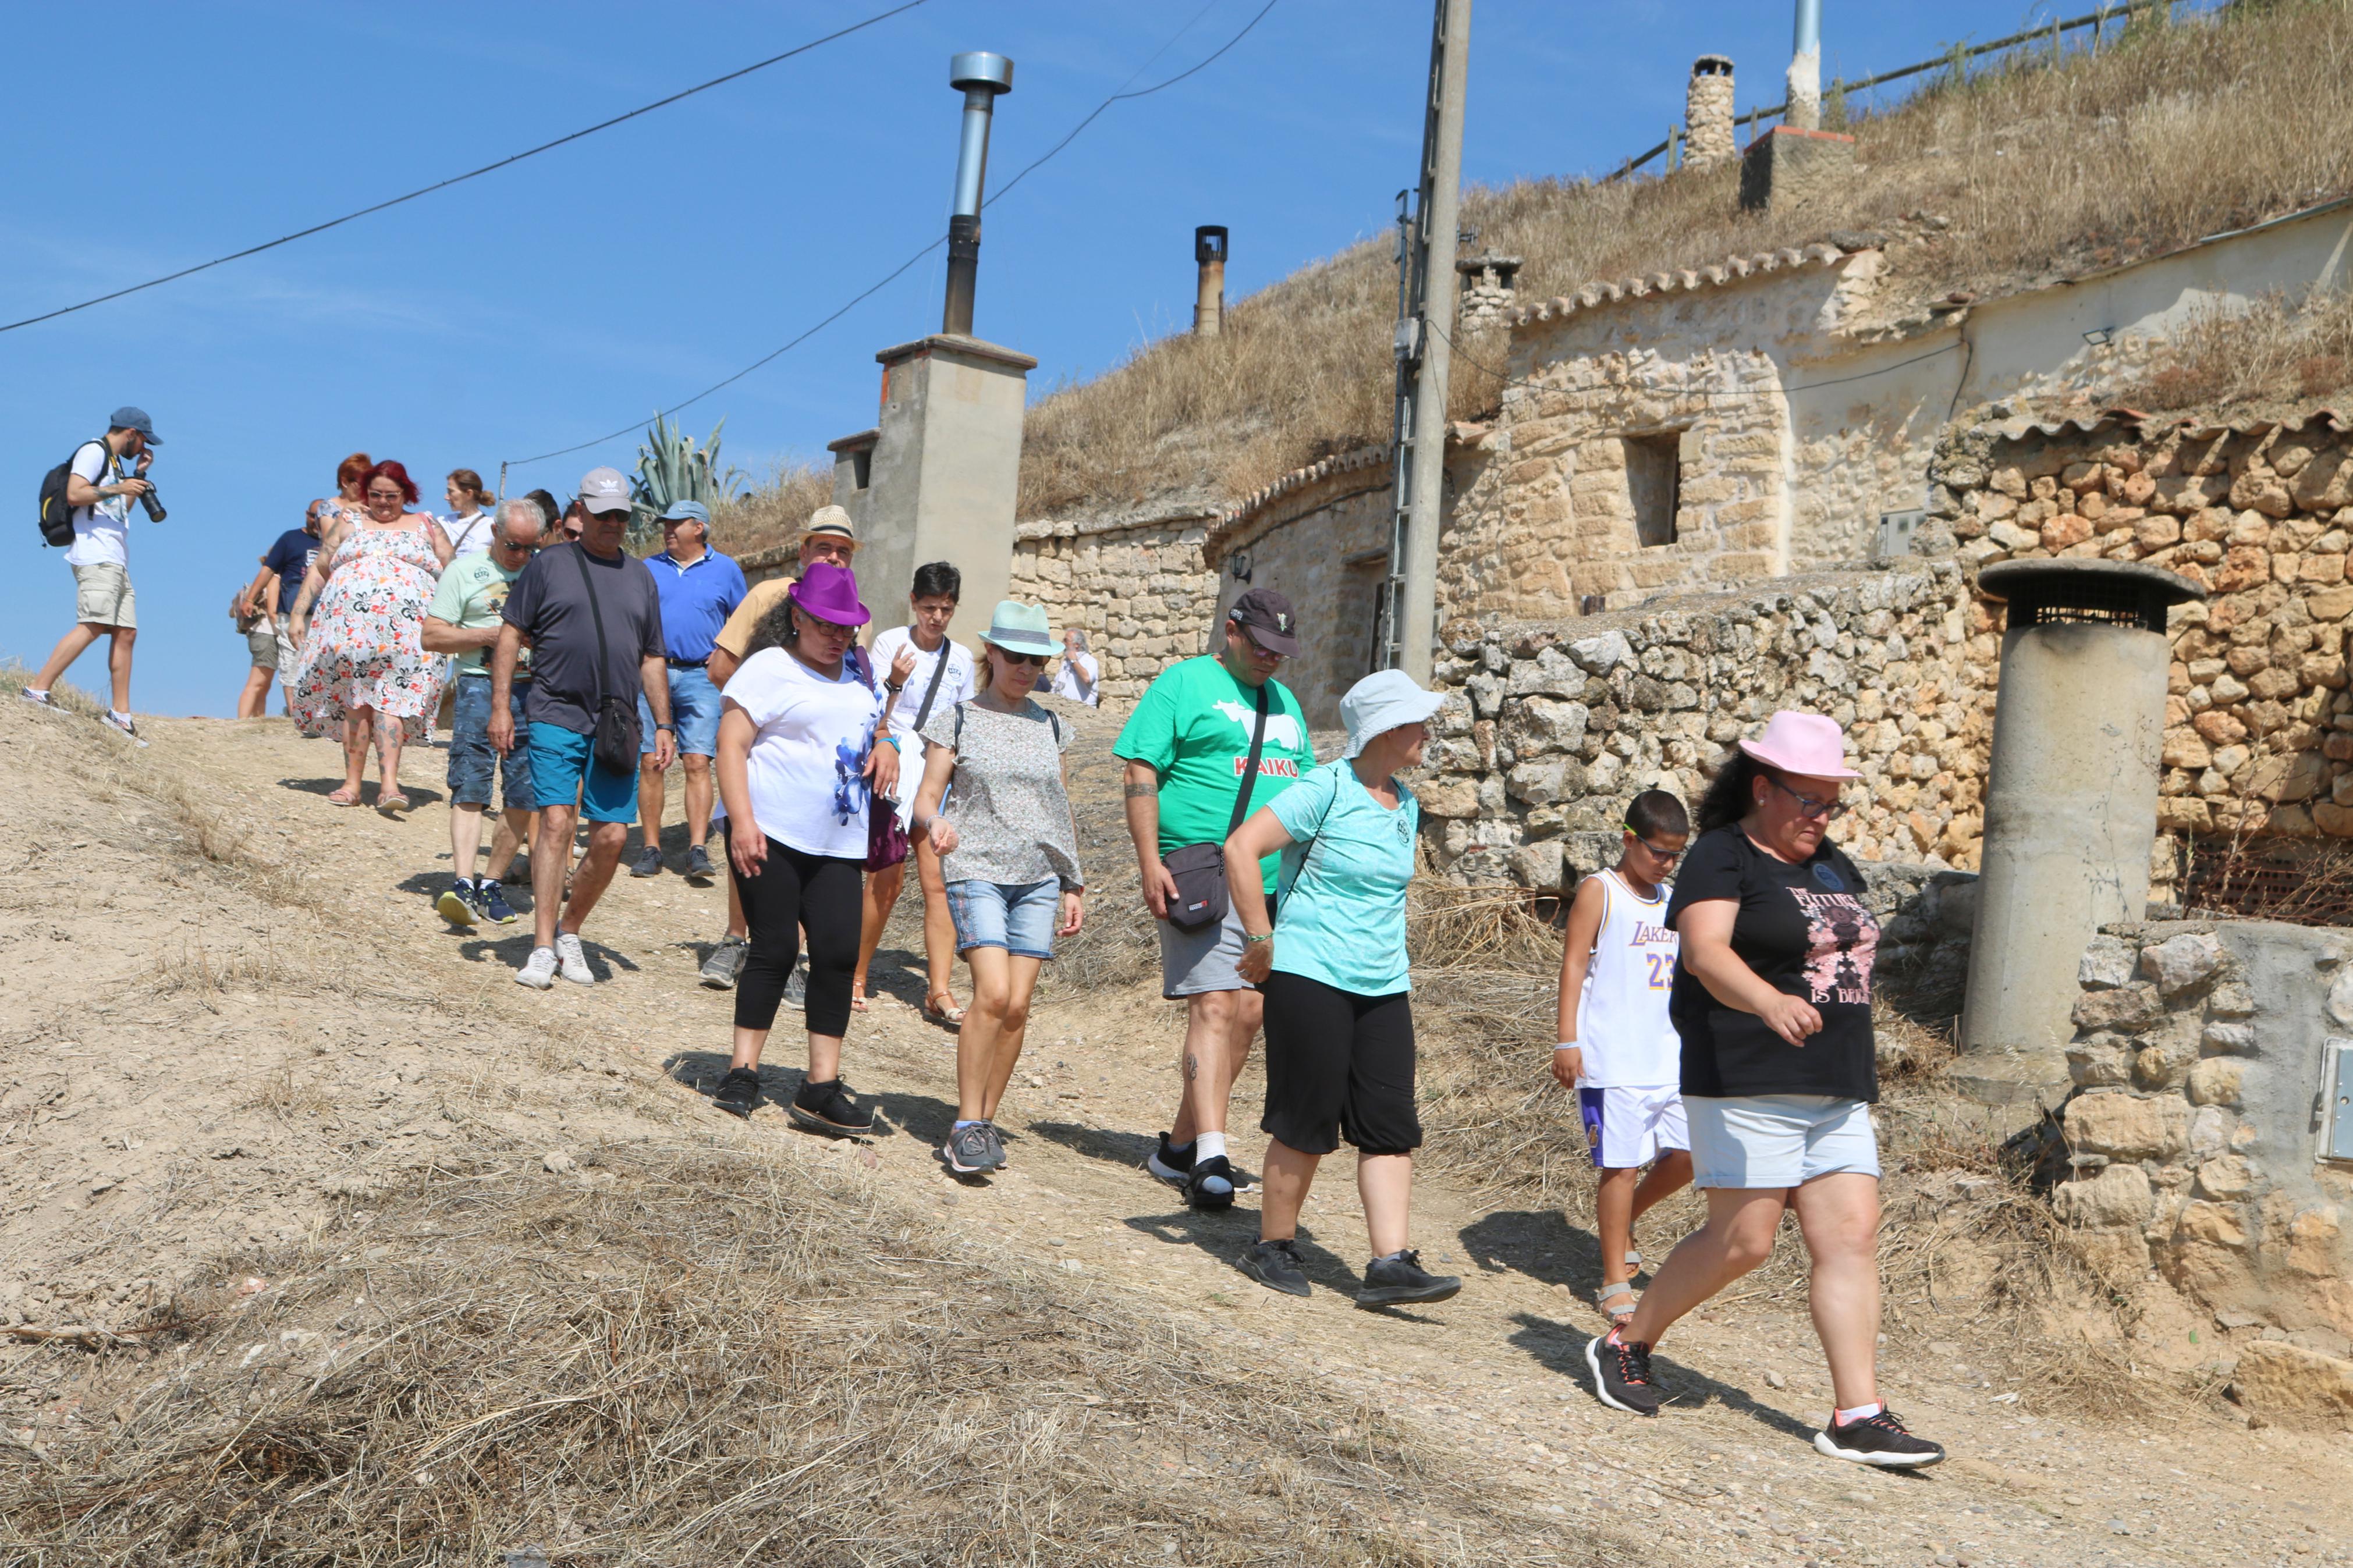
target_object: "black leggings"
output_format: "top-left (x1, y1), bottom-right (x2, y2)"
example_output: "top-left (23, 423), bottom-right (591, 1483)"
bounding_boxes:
top-left (1258, 970), bottom-right (1422, 1157)
top-left (729, 832), bottom-right (863, 1037)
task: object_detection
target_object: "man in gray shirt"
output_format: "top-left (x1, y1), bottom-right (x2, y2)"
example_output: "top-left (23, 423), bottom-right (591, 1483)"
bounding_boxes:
top-left (491, 466), bottom-right (674, 989)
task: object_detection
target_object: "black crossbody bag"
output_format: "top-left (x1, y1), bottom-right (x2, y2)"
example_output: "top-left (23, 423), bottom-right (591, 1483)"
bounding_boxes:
top-left (566, 543), bottom-right (644, 774)
top-left (1162, 682), bottom-right (1268, 932)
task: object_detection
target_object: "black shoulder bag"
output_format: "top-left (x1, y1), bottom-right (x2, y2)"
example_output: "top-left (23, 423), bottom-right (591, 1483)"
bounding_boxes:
top-left (565, 543), bottom-right (644, 774)
top-left (1161, 682), bottom-right (1268, 932)
top-left (910, 638), bottom-right (954, 734)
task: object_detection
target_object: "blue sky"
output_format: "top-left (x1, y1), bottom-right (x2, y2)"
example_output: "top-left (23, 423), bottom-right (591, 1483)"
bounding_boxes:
top-left (3, 0), bottom-right (2129, 716)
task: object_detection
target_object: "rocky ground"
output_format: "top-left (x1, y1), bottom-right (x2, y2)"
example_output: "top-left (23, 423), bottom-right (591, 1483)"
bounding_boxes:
top-left (3, 686), bottom-right (2351, 1565)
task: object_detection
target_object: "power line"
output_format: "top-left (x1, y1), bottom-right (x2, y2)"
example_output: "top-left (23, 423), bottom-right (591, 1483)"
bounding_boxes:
top-left (505, 0), bottom-right (1282, 471)
top-left (0, 0), bottom-right (932, 335)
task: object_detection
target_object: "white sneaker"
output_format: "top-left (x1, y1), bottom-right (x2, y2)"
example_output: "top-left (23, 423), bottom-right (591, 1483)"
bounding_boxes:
top-left (100, 711), bottom-right (148, 748)
top-left (19, 688), bottom-right (52, 707)
top-left (515, 946), bottom-right (558, 990)
top-left (555, 932), bottom-right (595, 986)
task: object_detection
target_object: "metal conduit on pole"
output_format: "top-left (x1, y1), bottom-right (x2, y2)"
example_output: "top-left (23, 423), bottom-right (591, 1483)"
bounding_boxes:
top-left (942, 52), bottom-right (1014, 337)
top-left (1387, 0), bottom-right (1470, 683)
top-left (1787, 0), bottom-right (1823, 130)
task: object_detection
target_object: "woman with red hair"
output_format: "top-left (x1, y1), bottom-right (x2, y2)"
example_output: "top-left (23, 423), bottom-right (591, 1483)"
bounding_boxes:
top-left (286, 459), bottom-right (453, 809)
top-left (308, 451), bottom-right (372, 534)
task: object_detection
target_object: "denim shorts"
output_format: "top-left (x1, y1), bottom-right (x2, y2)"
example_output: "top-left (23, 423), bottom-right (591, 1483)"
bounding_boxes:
top-left (641, 664), bottom-right (722, 758)
top-left (946, 877), bottom-right (1059, 960)
top-left (527, 720), bottom-right (636, 823)
top-left (448, 677), bottom-right (535, 810)
top-left (1684, 1094), bottom-right (1880, 1190)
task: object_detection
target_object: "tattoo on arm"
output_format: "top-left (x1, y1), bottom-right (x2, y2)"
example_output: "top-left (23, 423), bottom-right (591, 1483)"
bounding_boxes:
top-left (1124, 779), bottom-right (1158, 799)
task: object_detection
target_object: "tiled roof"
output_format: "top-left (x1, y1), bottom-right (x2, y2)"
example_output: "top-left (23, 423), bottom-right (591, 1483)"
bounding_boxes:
top-left (1509, 243), bottom-right (1850, 329)
top-left (1986, 407), bottom-right (2349, 445)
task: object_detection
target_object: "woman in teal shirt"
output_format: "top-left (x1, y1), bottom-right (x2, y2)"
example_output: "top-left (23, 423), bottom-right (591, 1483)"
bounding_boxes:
top-left (1226, 669), bottom-right (1463, 1309)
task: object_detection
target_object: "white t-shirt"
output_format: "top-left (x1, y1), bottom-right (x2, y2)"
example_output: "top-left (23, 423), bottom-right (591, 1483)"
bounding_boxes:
top-left (1051, 649), bottom-right (1101, 706)
top-left (65, 440), bottom-right (132, 568)
top-left (869, 625), bottom-right (976, 738)
top-left (441, 511), bottom-right (495, 560)
top-left (722, 646), bottom-right (885, 860)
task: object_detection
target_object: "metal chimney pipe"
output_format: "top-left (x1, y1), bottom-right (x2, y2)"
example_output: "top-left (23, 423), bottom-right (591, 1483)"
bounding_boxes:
top-left (943, 51), bottom-right (1014, 337)
top-left (1786, 0), bottom-right (1822, 130)
top-left (1193, 226), bottom-right (1229, 336)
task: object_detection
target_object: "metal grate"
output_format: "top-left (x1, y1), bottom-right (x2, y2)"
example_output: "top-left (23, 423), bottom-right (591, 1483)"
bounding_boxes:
top-left (2006, 575), bottom-right (2170, 633)
top-left (2180, 835), bottom-right (2353, 929)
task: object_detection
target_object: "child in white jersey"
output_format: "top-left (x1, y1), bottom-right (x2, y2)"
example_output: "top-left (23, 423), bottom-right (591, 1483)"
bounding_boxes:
top-left (1553, 790), bottom-right (1694, 1327)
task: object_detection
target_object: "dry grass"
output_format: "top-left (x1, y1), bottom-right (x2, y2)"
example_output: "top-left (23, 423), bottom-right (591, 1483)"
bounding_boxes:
top-left (1000, 2), bottom-right (2353, 518)
top-left (2120, 287), bottom-right (2353, 416)
top-left (0, 662), bottom-right (101, 718)
top-left (0, 1143), bottom-right (1582, 1566)
top-left (712, 460), bottom-right (832, 565)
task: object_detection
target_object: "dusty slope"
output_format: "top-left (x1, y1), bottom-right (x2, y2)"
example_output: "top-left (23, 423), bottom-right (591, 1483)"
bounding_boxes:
top-left (3, 693), bottom-right (2351, 1565)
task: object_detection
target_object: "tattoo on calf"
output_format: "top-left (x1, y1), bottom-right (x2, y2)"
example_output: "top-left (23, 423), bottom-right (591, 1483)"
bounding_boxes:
top-left (1184, 1052), bottom-right (1199, 1082)
top-left (1124, 779), bottom-right (1158, 799)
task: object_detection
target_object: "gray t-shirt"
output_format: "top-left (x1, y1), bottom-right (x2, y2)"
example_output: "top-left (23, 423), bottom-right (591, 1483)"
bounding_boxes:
top-left (501, 541), bottom-right (664, 737)
top-left (920, 698), bottom-right (1082, 891)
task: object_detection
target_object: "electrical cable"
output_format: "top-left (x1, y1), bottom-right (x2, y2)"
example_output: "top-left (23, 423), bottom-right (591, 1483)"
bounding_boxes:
top-left (0, 0), bottom-right (931, 335)
top-left (503, 0), bottom-right (1282, 470)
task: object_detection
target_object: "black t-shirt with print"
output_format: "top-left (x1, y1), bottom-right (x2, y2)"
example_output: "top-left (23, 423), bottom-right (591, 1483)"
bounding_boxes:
top-left (1665, 826), bottom-right (1881, 1103)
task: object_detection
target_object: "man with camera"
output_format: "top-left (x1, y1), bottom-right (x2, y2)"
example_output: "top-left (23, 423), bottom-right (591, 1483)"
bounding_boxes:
top-left (24, 407), bottom-right (165, 741)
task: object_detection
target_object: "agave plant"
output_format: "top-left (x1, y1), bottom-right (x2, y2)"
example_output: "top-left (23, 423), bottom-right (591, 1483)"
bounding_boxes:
top-left (627, 414), bottom-right (748, 552)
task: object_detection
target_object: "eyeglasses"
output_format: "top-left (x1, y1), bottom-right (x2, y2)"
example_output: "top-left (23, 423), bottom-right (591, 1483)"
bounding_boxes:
top-left (1631, 835), bottom-right (1685, 865)
top-left (1768, 776), bottom-right (1848, 821)
top-left (365, 489), bottom-right (404, 502)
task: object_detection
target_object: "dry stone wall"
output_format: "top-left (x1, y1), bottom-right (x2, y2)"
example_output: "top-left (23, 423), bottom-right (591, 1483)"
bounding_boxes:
top-left (2053, 919), bottom-right (2353, 1425)
top-left (1413, 560), bottom-right (1997, 890)
top-left (1934, 414), bottom-right (2353, 845)
top-left (1007, 513), bottom-right (1222, 707)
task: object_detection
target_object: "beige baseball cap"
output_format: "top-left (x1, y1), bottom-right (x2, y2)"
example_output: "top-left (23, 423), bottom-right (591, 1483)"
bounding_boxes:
top-left (800, 504), bottom-right (858, 553)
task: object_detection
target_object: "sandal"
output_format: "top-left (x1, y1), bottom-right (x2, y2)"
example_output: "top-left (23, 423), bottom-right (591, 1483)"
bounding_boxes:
top-left (850, 991), bottom-right (871, 1014)
top-left (1625, 1249), bottom-right (1642, 1272)
top-left (924, 993), bottom-right (967, 1027)
top-left (1596, 1279), bottom-right (1638, 1327)
top-left (326, 787), bottom-right (363, 807)
top-left (378, 792), bottom-right (411, 813)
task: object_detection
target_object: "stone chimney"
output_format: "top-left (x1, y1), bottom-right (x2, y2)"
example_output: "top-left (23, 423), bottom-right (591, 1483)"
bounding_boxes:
top-left (1454, 254), bottom-right (1522, 333)
top-left (1685, 56), bottom-right (1736, 171)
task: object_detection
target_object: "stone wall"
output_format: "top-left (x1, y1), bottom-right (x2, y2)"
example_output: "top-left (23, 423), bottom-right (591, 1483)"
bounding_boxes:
top-left (1933, 413), bottom-right (2353, 845)
top-left (1007, 511), bottom-right (1222, 707)
top-left (2052, 919), bottom-right (2353, 1425)
top-left (1412, 559), bottom-right (1999, 889)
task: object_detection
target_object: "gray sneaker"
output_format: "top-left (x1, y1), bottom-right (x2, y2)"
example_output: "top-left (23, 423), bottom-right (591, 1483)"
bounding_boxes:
top-left (629, 845), bottom-right (663, 878)
top-left (783, 961), bottom-right (807, 1009)
top-left (699, 934), bottom-right (748, 990)
top-left (685, 844), bottom-right (716, 880)
top-left (939, 1121), bottom-right (1001, 1175)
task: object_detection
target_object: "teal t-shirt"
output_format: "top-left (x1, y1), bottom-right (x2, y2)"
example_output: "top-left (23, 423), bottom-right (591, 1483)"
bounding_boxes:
top-left (1268, 760), bottom-right (1420, 997)
top-left (1113, 656), bottom-right (1313, 887)
top-left (426, 550), bottom-right (525, 676)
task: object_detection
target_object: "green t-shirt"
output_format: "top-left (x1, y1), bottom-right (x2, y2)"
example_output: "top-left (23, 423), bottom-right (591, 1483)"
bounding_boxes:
top-left (1113, 656), bottom-right (1314, 886)
top-left (426, 552), bottom-right (526, 676)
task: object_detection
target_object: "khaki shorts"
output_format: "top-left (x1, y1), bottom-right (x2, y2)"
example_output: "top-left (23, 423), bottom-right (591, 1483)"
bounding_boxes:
top-left (245, 623), bottom-right (278, 670)
top-left (72, 561), bottom-right (136, 630)
top-left (274, 616), bottom-right (300, 673)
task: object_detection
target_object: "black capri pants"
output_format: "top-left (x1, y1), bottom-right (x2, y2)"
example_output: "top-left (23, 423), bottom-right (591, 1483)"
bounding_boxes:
top-left (1258, 970), bottom-right (1422, 1158)
top-left (727, 826), bottom-right (863, 1037)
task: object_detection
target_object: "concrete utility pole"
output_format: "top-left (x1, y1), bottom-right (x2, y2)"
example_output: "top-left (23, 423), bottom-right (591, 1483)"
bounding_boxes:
top-left (1786, 0), bottom-right (1823, 131)
top-left (1385, 0), bottom-right (1470, 683)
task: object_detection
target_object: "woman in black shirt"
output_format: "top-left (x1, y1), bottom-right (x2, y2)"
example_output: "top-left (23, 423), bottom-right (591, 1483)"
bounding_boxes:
top-left (1585, 711), bottom-right (1944, 1469)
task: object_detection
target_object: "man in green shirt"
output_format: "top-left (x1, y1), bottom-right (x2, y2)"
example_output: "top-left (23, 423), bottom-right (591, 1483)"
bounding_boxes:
top-left (1115, 589), bottom-right (1314, 1209)
top-left (423, 500), bottom-right (544, 926)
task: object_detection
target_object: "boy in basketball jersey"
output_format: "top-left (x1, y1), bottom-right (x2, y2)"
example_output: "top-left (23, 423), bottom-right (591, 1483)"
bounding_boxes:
top-left (1552, 790), bottom-right (1694, 1327)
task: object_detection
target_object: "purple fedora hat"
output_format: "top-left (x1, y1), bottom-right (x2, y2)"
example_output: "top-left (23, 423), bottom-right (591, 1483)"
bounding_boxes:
top-left (787, 561), bottom-right (871, 627)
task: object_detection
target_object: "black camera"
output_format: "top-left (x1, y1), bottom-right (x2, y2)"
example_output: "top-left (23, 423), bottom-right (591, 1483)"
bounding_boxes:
top-left (135, 481), bottom-right (164, 523)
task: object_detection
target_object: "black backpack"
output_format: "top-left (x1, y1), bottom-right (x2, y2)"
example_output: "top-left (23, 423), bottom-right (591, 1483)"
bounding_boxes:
top-left (38, 439), bottom-right (110, 547)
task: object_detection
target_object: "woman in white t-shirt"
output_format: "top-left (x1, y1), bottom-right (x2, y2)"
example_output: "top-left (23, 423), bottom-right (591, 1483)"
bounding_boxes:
top-left (439, 468), bottom-right (498, 559)
top-left (712, 563), bottom-right (896, 1136)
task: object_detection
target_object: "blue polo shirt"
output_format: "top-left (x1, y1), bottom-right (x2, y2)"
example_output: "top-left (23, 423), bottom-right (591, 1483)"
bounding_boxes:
top-left (644, 549), bottom-right (747, 663)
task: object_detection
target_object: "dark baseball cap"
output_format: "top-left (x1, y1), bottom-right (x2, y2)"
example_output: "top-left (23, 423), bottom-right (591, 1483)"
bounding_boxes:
top-left (1228, 588), bottom-right (1301, 657)
top-left (109, 406), bottom-right (160, 445)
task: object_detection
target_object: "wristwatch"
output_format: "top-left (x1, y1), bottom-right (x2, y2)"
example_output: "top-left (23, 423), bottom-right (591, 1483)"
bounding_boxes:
top-left (655, 724), bottom-right (673, 733)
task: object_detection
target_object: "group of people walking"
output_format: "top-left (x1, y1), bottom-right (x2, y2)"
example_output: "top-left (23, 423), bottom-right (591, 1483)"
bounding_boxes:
top-left (25, 415), bottom-right (1944, 1469)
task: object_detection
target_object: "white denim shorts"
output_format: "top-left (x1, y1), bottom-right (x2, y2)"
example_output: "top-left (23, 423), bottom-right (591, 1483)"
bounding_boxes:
top-left (1684, 1094), bottom-right (1879, 1190)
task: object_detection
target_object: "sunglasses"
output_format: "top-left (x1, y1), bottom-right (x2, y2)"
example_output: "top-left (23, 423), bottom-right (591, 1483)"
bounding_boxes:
top-left (1630, 835), bottom-right (1685, 865)
top-left (1768, 776), bottom-right (1848, 821)
top-left (998, 650), bottom-right (1048, 667)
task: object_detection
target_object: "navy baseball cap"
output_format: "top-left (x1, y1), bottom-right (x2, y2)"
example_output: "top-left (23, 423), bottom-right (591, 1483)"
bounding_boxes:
top-left (109, 406), bottom-right (160, 445)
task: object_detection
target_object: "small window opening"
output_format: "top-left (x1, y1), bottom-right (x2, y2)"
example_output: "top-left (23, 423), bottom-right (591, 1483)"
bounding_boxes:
top-left (850, 449), bottom-right (873, 492)
top-left (1624, 431), bottom-right (1683, 547)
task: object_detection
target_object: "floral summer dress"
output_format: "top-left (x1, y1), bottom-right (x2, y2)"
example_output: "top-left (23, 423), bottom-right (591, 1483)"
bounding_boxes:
top-left (288, 524), bottom-right (446, 741)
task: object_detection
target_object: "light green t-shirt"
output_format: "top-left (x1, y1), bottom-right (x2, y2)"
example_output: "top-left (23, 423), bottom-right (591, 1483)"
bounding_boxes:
top-left (1269, 760), bottom-right (1421, 997)
top-left (1112, 656), bottom-right (1313, 886)
top-left (426, 551), bottom-right (525, 676)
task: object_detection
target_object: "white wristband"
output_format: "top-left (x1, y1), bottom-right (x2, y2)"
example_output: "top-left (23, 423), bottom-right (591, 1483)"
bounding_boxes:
top-left (1553, 1041), bottom-right (1577, 1052)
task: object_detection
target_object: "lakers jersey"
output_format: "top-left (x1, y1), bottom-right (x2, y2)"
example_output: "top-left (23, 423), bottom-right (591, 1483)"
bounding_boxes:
top-left (1576, 869), bottom-right (1681, 1088)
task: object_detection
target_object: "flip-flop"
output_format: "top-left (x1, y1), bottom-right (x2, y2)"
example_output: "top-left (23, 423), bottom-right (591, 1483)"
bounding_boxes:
top-left (850, 993), bottom-right (871, 1014)
top-left (378, 793), bottom-right (411, 813)
top-left (1596, 1280), bottom-right (1638, 1327)
top-left (326, 788), bottom-right (362, 807)
top-left (924, 993), bottom-right (967, 1027)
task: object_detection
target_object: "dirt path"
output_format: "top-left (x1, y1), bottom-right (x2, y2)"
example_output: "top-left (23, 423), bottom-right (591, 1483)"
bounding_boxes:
top-left (9, 698), bottom-right (2353, 1566)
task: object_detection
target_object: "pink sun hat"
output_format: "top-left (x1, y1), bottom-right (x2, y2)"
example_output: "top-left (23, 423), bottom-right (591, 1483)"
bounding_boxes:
top-left (1737, 710), bottom-right (1860, 780)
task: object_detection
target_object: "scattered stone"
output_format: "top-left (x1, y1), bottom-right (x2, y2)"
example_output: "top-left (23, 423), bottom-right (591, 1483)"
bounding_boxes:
top-left (541, 1151), bottom-right (579, 1175)
top-left (1765, 1369), bottom-right (1787, 1389)
top-left (2231, 1341), bottom-right (2353, 1429)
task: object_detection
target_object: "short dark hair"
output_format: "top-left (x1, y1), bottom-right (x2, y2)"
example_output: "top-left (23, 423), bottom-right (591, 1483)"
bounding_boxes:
top-left (524, 488), bottom-right (561, 527)
top-left (911, 561), bottom-right (961, 602)
top-left (1627, 789), bottom-right (1691, 841)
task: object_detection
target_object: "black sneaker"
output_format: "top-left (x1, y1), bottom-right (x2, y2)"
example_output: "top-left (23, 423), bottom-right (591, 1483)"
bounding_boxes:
top-left (629, 845), bottom-right (663, 878)
top-left (712, 1067), bottom-right (761, 1119)
top-left (789, 1078), bottom-right (875, 1137)
top-left (1184, 1154), bottom-right (1236, 1211)
top-left (1246, 1238), bottom-right (1311, 1297)
top-left (1585, 1328), bottom-right (1662, 1417)
top-left (685, 845), bottom-right (716, 880)
top-left (1355, 1249), bottom-right (1461, 1309)
top-left (1146, 1132), bottom-right (1193, 1185)
top-left (1813, 1407), bottom-right (1946, 1467)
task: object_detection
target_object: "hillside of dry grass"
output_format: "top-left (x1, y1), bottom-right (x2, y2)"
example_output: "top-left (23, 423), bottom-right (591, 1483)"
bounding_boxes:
top-left (712, 460), bottom-right (832, 565)
top-left (1012, 3), bottom-right (2353, 518)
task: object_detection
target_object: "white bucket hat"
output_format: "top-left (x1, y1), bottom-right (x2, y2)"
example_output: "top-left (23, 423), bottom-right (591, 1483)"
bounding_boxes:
top-left (1339, 669), bottom-right (1447, 759)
